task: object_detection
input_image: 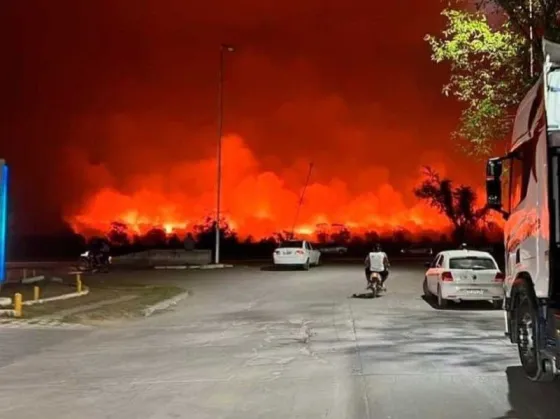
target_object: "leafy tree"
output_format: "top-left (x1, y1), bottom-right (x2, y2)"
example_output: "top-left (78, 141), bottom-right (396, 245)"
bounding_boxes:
top-left (425, 8), bottom-right (531, 155)
top-left (167, 233), bottom-right (182, 248)
top-left (141, 228), bottom-right (167, 248)
top-left (414, 167), bottom-right (488, 242)
top-left (478, 1), bottom-right (560, 52)
top-left (107, 221), bottom-right (130, 247)
top-left (192, 216), bottom-right (237, 249)
top-left (331, 227), bottom-right (351, 245)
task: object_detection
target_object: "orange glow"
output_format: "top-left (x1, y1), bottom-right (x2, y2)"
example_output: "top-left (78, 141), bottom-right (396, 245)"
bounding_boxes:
top-left (67, 135), bottom-right (488, 240)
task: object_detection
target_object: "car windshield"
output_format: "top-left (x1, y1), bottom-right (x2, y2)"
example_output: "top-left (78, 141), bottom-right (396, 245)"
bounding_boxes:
top-left (449, 257), bottom-right (496, 270)
top-left (279, 241), bottom-right (304, 248)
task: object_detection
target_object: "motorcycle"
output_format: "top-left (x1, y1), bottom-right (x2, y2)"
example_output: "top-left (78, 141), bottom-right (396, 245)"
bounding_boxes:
top-left (77, 251), bottom-right (111, 273)
top-left (367, 272), bottom-right (385, 298)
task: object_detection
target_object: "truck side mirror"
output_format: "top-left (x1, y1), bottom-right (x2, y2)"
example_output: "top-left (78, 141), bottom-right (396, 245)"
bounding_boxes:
top-left (486, 158), bottom-right (503, 210)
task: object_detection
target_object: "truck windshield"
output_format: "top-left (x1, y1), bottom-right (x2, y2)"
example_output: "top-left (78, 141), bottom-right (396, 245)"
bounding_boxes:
top-left (449, 257), bottom-right (496, 270)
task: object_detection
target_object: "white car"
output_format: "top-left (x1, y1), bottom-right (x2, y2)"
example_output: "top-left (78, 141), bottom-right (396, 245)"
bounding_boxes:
top-left (422, 249), bottom-right (504, 309)
top-left (273, 240), bottom-right (321, 270)
top-left (319, 245), bottom-right (348, 254)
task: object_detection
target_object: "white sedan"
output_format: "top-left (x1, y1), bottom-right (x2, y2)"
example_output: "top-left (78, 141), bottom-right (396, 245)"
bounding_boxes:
top-left (273, 240), bottom-right (321, 270)
top-left (422, 249), bottom-right (504, 309)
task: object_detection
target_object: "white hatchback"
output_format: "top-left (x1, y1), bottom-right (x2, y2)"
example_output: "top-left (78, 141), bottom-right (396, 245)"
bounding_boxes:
top-left (422, 249), bottom-right (505, 309)
top-left (273, 240), bottom-right (321, 270)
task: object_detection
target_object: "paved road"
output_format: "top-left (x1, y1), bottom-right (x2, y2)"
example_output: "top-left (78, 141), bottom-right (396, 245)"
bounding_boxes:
top-left (1, 262), bottom-right (560, 418)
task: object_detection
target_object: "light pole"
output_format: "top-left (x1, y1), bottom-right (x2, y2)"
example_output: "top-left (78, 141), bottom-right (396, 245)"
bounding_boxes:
top-left (215, 44), bottom-right (235, 265)
top-left (529, 0), bottom-right (534, 78)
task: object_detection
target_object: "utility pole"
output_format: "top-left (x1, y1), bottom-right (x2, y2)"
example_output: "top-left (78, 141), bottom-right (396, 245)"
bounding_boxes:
top-left (291, 163), bottom-right (314, 239)
top-left (215, 44), bottom-right (235, 265)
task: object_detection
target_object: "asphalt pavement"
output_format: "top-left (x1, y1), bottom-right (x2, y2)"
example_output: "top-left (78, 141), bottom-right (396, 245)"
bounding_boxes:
top-left (1, 261), bottom-right (560, 418)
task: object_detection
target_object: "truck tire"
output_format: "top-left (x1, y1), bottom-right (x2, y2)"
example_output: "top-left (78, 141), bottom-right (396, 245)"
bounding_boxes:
top-left (492, 299), bottom-right (504, 310)
top-left (516, 290), bottom-right (556, 382)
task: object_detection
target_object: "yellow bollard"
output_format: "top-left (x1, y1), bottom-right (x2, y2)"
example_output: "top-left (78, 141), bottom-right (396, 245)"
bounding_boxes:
top-left (76, 274), bottom-right (82, 293)
top-left (13, 293), bottom-right (22, 318)
top-left (33, 286), bottom-right (40, 301)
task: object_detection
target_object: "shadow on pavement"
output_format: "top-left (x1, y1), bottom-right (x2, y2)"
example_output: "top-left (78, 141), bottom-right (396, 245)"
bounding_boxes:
top-left (351, 292), bottom-right (376, 299)
top-left (259, 265), bottom-right (324, 272)
top-left (260, 265), bottom-right (301, 272)
top-left (492, 366), bottom-right (560, 419)
top-left (421, 295), bottom-right (501, 311)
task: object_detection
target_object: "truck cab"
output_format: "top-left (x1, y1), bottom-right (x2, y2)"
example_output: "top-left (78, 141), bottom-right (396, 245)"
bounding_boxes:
top-left (485, 38), bottom-right (560, 382)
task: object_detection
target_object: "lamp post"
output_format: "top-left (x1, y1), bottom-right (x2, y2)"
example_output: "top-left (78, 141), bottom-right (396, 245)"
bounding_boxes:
top-left (529, 0), bottom-right (534, 78)
top-left (215, 44), bottom-right (235, 265)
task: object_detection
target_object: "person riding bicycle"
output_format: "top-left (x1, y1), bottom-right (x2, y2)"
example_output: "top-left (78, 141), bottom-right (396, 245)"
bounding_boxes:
top-left (364, 243), bottom-right (390, 290)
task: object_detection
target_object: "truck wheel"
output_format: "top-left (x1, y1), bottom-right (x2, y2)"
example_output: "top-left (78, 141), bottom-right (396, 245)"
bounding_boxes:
top-left (492, 299), bottom-right (504, 310)
top-left (437, 285), bottom-right (447, 309)
top-left (516, 292), bottom-right (556, 382)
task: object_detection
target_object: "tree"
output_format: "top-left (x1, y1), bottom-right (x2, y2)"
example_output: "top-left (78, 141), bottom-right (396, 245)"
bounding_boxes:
top-left (330, 227), bottom-right (351, 245)
top-left (141, 228), bottom-right (167, 248)
top-left (167, 233), bottom-right (182, 248)
top-left (478, 1), bottom-right (560, 54)
top-left (107, 221), bottom-right (130, 247)
top-left (414, 167), bottom-right (488, 242)
top-left (425, 8), bottom-right (531, 155)
top-left (192, 216), bottom-right (237, 249)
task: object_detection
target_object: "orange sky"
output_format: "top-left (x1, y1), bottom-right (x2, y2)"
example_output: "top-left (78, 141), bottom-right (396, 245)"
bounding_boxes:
top-left (0, 0), bottom-right (486, 236)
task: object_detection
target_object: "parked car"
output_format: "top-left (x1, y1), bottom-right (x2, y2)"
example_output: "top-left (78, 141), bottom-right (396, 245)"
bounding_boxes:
top-left (318, 245), bottom-right (348, 254)
top-left (422, 248), bottom-right (504, 309)
top-left (401, 247), bottom-right (433, 256)
top-left (273, 240), bottom-right (321, 270)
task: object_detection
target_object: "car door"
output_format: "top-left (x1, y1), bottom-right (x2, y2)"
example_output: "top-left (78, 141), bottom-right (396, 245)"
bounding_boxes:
top-left (427, 254), bottom-right (444, 294)
top-left (307, 242), bottom-right (319, 264)
top-left (303, 241), bottom-right (312, 262)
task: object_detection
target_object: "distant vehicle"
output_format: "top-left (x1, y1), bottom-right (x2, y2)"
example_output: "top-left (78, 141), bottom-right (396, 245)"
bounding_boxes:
top-left (423, 249), bottom-right (504, 309)
top-left (400, 247), bottom-right (433, 256)
top-left (273, 240), bottom-right (321, 270)
top-left (77, 250), bottom-right (111, 273)
top-left (319, 245), bottom-right (348, 254)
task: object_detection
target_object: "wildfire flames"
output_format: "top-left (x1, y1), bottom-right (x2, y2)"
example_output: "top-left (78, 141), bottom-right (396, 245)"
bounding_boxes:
top-left (66, 135), bottom-right (493, 240)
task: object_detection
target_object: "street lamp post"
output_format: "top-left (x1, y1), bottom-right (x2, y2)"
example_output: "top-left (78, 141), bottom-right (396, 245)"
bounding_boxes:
top-left (529, 0), bottom-right (534, 78)
top-left (215, 44), bottom-right (235, 265)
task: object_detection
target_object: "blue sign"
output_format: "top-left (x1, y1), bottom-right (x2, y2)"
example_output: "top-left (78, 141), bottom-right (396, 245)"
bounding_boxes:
top-left (0, 160), bottom-right (8, 285)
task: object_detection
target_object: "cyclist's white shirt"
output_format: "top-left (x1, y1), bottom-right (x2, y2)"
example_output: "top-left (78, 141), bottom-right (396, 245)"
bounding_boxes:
top-left (367, 252), bottom-right (387, 272)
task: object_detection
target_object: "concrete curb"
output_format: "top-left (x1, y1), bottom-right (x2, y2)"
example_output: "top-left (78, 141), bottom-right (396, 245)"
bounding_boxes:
top-left (0, 297), bottom-right (12, 308)
top-left (142, 291), bottom-right (190, 317)
top-left (22, 288), bottom-right (90, 306)
top-left (21, 275), bottom-right (46, 284)
top-left (0, 309), bottom-right (17, 318)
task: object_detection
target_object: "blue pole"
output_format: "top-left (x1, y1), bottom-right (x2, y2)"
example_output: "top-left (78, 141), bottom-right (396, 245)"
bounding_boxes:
top-left (0, 161), bottom-right (8, 286)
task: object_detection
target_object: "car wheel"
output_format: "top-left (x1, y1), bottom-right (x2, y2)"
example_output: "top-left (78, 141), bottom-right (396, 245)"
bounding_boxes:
top-left (437, 285), bottom-right (447, 309)
top-left (492, 299), bottom-right (504, 310)
top-left (423, 278), bottom-right (431, 298)
top-left (303, 259), bottom-right (310, 271)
